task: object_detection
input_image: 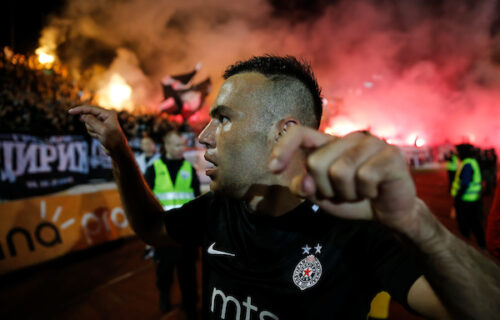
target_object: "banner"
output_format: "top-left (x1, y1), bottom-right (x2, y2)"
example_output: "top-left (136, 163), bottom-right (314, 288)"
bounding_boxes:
top-left (0, 188), bottom-right (135, 274)
top-left (88, 138), bottom-right (113, 181)
top-left (0, 134), bottom-right (113, 199)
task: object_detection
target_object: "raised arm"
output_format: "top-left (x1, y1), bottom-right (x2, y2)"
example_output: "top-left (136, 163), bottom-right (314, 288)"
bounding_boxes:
top-left (406, 200), bottom-right (499, 320)
top-left (269, 125), bottom-right (500, 320)
top-left (68, 106), bottom-right (171, 246)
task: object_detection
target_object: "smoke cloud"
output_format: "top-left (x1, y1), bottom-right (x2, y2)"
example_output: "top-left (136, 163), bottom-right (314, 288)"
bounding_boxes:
top-left (40, 0), bottom-right (500, 149)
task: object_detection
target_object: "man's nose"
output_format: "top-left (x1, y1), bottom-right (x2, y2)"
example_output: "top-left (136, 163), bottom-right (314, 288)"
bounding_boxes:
top-left (198, 120), bottom-right (216, 148)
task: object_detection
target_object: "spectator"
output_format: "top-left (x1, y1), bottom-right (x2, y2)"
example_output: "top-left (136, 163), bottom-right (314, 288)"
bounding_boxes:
top-left (135, 136), bottom-right (160, 175)
top-left (451, 144), bottom-right (486, 248)
top-left (144, 130), bottom-right (200, 318)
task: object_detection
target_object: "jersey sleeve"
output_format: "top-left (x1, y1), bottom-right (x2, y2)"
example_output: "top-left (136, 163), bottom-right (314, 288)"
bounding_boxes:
top-left (163, 192), bottom-right (214, 246)
top-left (365, 225), bottom-right (423, 311)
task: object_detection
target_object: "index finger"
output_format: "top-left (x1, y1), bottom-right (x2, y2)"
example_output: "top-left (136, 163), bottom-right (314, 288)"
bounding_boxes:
top-left (269, 125), bottom-right (335, 173)
top-left (68, 105), bottom-right (107, 117)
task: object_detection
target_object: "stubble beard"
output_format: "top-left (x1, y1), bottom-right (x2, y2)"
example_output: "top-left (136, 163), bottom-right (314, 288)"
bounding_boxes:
top-left (211, 178), bottom-right (247, 199)
top-left (210, 168), bottom-right (255, 199)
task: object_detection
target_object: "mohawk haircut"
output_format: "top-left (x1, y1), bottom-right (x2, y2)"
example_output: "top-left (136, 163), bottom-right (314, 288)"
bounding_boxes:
top-left (223, 55), bottom-right (323, 128)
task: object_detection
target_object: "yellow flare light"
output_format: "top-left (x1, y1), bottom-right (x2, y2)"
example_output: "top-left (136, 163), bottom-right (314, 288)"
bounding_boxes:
top-left (97, 74), bottom-right (133, 111)
top-left (35, 48), bottom-right (55, 65)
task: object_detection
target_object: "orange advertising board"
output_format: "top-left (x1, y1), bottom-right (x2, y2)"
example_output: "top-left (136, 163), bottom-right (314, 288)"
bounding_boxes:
top-left (0, 189), bottom-right (135, 274)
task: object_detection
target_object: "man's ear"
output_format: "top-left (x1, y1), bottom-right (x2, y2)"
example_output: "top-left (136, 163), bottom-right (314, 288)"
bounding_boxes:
top-left (275, 118), bottom-right (299, 141)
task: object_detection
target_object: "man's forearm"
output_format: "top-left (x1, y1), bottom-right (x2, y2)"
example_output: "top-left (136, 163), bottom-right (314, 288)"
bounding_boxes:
top-left (406, 200), bottom-right (500, 320)
top-left (111, 144), bottom-right (167, 245)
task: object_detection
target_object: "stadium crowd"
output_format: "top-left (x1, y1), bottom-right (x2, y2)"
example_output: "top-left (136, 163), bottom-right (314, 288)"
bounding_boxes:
top-left (0, 46), bottom-right (176, 142)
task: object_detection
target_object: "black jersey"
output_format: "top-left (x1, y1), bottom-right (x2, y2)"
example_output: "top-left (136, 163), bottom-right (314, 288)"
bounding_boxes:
top-left (164, 192), bottom-right (422, 319)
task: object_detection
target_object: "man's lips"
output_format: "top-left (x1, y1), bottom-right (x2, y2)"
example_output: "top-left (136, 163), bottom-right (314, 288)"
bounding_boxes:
top-left (205, 167), bottom-right (218, 177)
top-left (204, 154), bottom-right (218, 177)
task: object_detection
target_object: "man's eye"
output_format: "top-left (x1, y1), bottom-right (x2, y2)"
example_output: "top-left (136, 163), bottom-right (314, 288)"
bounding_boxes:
top-left (219, 115), bottom-right (229, 124)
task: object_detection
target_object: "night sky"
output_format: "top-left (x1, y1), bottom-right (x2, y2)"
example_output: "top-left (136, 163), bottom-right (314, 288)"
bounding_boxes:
top-left (1, 0), bottom-right (66, 53)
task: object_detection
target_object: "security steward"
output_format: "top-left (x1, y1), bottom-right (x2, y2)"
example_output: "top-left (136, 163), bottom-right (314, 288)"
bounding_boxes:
top-left (145, 130), bottom-right (200, 319)
top-left (451, 144), bottom-right (486, 249)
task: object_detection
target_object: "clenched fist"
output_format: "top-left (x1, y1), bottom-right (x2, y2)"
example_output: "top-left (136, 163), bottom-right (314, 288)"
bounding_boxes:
top-left (269, 125), bottom-right (419, 233)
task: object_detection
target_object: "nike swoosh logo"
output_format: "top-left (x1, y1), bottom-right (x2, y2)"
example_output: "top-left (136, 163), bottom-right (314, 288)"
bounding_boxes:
top-left (207, 242), bottom-right (235, 257)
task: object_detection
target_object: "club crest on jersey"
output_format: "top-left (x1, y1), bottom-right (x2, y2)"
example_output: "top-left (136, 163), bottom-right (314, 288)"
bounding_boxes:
top-left (293, 245), bottom-right (322, 291)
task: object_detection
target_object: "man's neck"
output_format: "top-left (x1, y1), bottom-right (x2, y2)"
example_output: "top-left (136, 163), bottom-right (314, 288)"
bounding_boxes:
top-left (242, 184), bottom-right (304, 217)
top-left (242, 153), bottom-right (307, 217)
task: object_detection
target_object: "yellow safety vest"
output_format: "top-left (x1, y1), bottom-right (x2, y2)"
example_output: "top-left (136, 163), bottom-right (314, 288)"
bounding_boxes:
top-left (152, 159), bottom-right (195, 210)
top-left (451, 158), bottom-right (482, 202)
